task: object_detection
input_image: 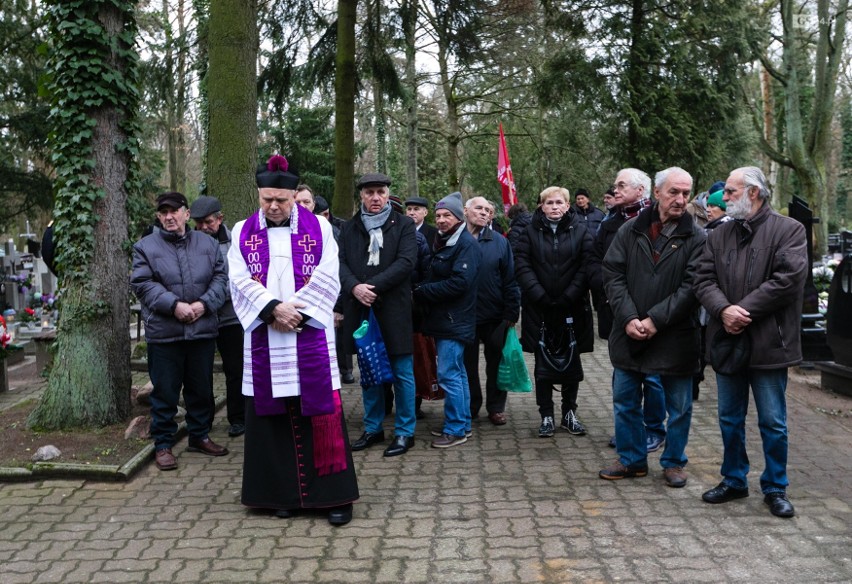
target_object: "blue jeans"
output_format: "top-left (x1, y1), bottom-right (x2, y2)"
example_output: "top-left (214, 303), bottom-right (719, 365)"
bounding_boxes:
top-left (643, 374), bottom-right (666, 440)
top-left (715, 368), bottom-right (789, 494)
top-left (362, 354), bottom-right (416, 437)
top-left (148, 340), bottom-right (216, 451)
top-left (436, 339), bottom-right (471, 438)
top-left (613, 368), bottom-right (692, 470)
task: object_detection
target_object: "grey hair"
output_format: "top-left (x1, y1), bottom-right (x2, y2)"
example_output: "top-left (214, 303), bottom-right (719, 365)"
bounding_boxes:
top-left (654, 167), bottom-right (692, 190)
top-left (739, 166), bottom-right (771, 200)
top-left (618, 168), bottom-right (652, 199)
top-left (465, 196), bottom-right (485, 209)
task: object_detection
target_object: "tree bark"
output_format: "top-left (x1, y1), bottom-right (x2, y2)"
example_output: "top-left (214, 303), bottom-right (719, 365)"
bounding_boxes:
top-left (333, 0), bottom-right (358, 219)
top-left (29, 1), bottom-right (134, 430)
top-left (402, 0), bottom-right (419, 198)
top-left (207, 0), bottom-right (258, 221)
top-left (437, 43), bottom-right (461, 191)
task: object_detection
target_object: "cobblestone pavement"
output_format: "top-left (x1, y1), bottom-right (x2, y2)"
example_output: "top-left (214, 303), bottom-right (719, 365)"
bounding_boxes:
top-left (1, 339), bottom-right (851, 583)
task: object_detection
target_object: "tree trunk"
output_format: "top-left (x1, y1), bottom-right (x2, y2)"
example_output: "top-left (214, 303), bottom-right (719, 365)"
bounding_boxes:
top-left (29, 0), bottom-right (135, 430)
top-left (777, 0), bottom-right (848, 253)
top-left (193, 0), bottom-right (210, 191)
top-left (402, 0), bottom-right (419, 198)
top-left (207, 0), bottom-right (258, 221)
top-left (333, 0), bottom-right (358, 219)
top-left (437, 45), bottom-right (461, 191)
top-left (624, 0), bottom-right (645, 168)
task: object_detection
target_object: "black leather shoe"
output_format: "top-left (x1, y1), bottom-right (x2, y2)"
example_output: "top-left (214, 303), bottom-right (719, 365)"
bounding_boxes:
top-left (341, 373), bottom-right (356, 384)
top-left (350, 431), bottom-right (385, 451)
top-left (764, 492), bottom-right (795, 518)
top-left (327, 503), bottom-right (353, 526)
top-left (383, 435), bottom-right (414, 457)
top-left (702, 482), bottom-right (749, 504)
top-left (274, 509), bottom-right (296, 518)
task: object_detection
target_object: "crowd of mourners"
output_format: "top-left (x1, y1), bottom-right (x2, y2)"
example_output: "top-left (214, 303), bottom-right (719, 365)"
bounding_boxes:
top-left (130, 157), bottom-right (808, 526)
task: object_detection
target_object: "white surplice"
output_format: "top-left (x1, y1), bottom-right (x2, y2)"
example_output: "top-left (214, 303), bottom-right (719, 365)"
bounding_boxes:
top-left (228, 208), bottom-right (341, 398)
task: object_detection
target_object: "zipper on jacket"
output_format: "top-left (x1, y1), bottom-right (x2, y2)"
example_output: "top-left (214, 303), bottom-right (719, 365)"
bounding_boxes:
top-left (744, 249), bottom-right (757, 297)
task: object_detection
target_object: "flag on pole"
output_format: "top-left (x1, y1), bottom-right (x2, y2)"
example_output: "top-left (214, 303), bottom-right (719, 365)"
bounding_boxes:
top-left (497, 123), bottom-right (517, 213)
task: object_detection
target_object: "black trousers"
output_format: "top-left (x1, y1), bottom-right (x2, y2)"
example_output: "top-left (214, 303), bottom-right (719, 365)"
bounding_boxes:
top-left (216, 324), bottom-right (245, 426)
top-left (535, 378), bottom-right (579, 420)
top-left (464, 321), bottom-right (508, 417)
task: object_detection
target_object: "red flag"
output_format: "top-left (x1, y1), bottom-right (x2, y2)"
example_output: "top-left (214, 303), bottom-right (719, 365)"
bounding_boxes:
top-left (497, 123), bottom-right (517, 213)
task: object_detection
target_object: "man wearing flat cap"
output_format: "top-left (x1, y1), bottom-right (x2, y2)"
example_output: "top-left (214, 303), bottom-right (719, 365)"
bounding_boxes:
top-left (190, 195), bottom-right (245, 438)
top-left (228, 154), bottom-right (359, 526)
top-left (338, 172), bottom-right (419, 457)
top-left (405, 196), bottom-right (438, 248)
top-left (131, 191), bottom-right (229, 471)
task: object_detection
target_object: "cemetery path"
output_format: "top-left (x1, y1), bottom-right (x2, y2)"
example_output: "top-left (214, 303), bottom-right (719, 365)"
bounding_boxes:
top-left (0, 340), bottom-right (850, 583)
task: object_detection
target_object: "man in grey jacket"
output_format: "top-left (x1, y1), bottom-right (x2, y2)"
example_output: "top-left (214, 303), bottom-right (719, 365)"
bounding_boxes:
top-left (191, 195), bottom-right (245, 438)
top-left (131, 191), bottom-right (229, 471)
top-left (694, 166), bottom-right (807, 518)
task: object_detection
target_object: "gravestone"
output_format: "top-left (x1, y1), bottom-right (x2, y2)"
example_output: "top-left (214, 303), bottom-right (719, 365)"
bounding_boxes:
top-left (788, 196), bottom-right (832, 362)
top-left (816, 256), bottom-right (852, 396)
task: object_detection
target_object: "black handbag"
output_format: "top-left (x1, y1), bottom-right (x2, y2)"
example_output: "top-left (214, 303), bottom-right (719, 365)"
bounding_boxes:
top-left (709, 328), bottom-right (752, 375)
top-left (534, 317), bottom-right (583, 381)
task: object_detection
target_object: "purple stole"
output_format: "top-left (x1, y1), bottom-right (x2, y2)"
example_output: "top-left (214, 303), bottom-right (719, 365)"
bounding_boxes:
top-left (239, 205), bottom-right (346, 475)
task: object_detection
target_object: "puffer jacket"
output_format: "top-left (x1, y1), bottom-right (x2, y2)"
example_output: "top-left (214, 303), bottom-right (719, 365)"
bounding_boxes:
top-left (602, 205), bottom-right (705, 375)
top-left (414, 227), bottom-right (481, 343)
top-left (694, 202), bottom-right (808, 369)
top-left (514, 207), bottom-right (594, 354)
top-left (131, 229), bottom-right (227, 343)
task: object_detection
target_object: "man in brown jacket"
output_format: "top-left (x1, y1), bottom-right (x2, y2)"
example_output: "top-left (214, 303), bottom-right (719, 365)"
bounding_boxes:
top-left (694, 166), bottom-right (808, 518)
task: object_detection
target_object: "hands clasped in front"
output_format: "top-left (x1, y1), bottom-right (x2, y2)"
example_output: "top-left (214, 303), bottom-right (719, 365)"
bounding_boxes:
top-left (270, 300), bottom-right (307, 333)
top-left (721, 304), bottom-right (752, 335)
top-left (174, 301), bottom-right (206, 324)
top-left (625, 317), bottom-right (658, 341)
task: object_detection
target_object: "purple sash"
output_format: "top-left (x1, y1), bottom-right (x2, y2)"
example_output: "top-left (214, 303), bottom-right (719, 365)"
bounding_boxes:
top-left (239, 205), bottom-right (334, 417)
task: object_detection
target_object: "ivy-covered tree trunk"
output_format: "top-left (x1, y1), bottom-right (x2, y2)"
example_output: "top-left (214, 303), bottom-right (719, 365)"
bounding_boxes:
top-left (207, 0), bottom-right (258, 221)
top-left (333, 0), bottom-right (358, 220)
top-left (28, 0), bottom-right (139, 430)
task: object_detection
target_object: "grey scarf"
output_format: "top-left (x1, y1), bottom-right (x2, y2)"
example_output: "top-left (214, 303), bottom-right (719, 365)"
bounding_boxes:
top-left (360, 203), bottom-right (392, 266)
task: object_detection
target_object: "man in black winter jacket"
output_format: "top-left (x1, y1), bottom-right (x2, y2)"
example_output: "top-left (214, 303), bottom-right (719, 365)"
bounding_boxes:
top-left (338, 173), bottom-right (419, 458)
top-left (599, 167), bottom-right (705, 490)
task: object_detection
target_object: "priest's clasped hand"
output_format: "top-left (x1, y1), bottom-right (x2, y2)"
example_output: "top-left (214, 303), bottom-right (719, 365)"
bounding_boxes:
top-left (271, 300), bottom-right (308, 333)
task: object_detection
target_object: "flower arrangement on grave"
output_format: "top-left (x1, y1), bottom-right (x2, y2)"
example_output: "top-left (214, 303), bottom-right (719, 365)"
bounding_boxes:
top-left (813, 258), bottom-right (840, 315)
top-left (0, 315), bottom-right (18, 360)
top-left (5, 272), bottom-right (34, 294)
top-left (19, 307), bottom-right (37, 324)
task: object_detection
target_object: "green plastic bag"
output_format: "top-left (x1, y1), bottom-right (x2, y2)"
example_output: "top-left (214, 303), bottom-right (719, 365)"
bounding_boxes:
top-left (497, 328), bottom-right (532, 392)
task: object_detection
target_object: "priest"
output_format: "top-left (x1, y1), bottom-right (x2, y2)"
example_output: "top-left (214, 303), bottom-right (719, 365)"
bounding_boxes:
top-left (228, 154), bottom-right (359, 526)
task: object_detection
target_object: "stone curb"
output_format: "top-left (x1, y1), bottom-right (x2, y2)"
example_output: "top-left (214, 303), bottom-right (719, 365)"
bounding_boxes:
top-left (0, 395), bottom-right (226, 483)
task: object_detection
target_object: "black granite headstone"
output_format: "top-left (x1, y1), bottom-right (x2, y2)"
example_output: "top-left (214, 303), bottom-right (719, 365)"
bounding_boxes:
top-left (788, 196), bottom-right (833, 362)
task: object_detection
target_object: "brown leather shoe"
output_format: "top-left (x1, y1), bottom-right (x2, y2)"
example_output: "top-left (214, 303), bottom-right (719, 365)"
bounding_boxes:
top-left (186, 437), bottom-right (229, 457)
top-left (488, 412), bottom-right (507, 426)
top-left (663, 466), bottom-right (688, 488)
top-left (155, 448), bottom-right (177, 471)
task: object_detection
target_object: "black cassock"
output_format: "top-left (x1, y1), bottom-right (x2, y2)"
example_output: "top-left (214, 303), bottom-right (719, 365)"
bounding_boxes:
top-left (241, 395), bottom-right (359, 511)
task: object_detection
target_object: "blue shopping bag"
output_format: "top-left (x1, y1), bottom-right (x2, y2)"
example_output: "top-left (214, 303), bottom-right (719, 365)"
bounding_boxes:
top-left (353, 309), bottom-right (395, 389)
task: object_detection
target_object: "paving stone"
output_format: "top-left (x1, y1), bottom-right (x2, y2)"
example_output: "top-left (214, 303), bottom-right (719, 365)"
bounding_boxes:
top-left (1, 342), bottom-right (851, 582)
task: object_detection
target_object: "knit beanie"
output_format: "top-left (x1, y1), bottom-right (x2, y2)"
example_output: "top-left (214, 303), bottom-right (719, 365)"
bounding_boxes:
top-left (435, 191), bottom-right (464, 221)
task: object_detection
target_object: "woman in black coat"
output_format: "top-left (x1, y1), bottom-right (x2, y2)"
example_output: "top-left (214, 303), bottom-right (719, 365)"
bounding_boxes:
top-left (514, 186), bottom-right (594, 438)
